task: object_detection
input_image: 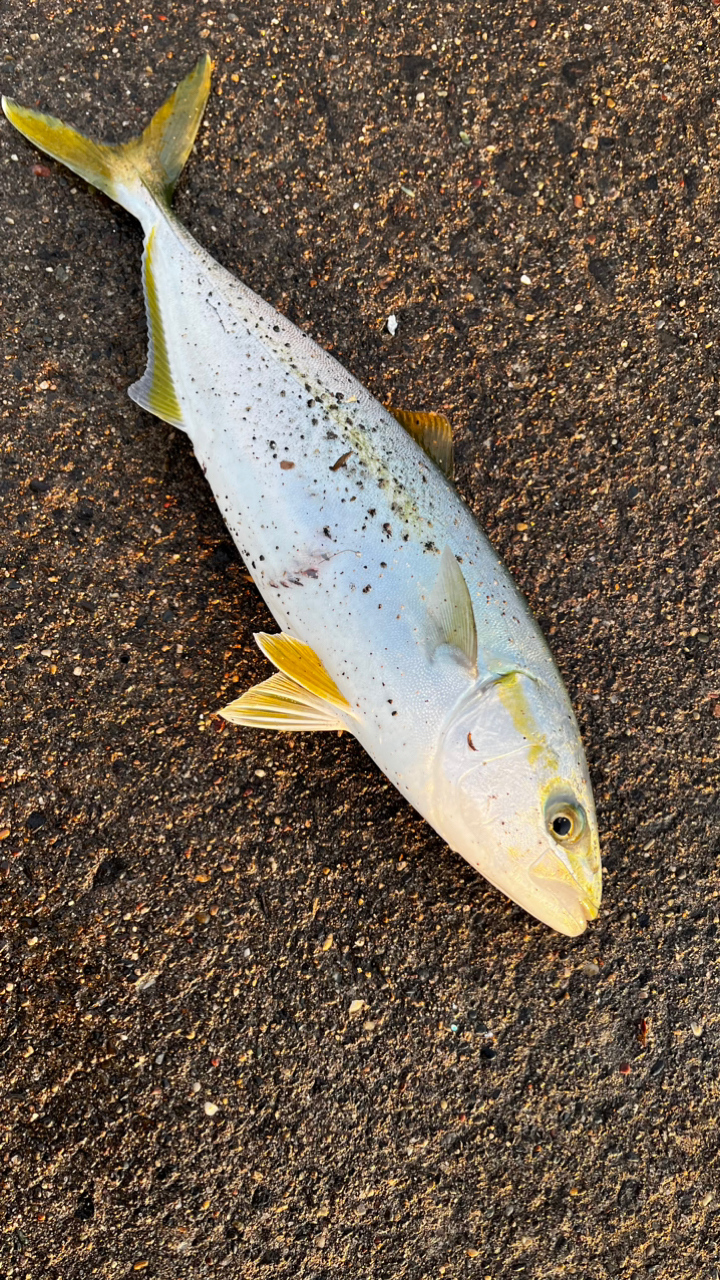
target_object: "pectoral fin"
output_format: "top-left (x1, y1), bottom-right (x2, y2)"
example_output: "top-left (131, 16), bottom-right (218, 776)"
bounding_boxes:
top-left (219, 631), bottom-right (353, 732)
top-left (388, 407), bottom-right (454, 479)
top-left (427, 546), bottom-right (477, 672)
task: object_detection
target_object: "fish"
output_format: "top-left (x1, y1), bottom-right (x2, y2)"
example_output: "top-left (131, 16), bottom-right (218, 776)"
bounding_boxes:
top-left (2, 55), bottom-right (602, 936)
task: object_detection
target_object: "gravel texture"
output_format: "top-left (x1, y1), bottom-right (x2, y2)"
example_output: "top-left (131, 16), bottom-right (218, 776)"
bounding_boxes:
top-left (1, 3), bottom-right (720, 1278)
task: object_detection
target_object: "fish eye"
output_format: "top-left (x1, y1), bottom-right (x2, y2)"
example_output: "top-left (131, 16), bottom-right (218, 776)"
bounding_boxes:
top-left (546, 800), bottom-right (585, 843)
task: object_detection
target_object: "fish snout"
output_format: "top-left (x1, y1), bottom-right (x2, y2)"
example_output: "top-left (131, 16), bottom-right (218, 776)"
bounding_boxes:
top-left (529, 847), bottom-right (602, 937)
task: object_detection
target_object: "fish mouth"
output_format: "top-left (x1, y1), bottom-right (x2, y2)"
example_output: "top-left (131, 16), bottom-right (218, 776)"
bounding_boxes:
top-left (529, 850), bottom-right (602, 937)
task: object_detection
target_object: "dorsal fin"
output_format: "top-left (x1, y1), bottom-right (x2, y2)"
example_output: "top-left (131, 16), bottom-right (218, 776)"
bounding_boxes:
top-left (128, 225), bottom-right (185, 430)
top-left (388, 407), bottom-right (454, 479)
top-left (427, 546), bottom-right (477, 672)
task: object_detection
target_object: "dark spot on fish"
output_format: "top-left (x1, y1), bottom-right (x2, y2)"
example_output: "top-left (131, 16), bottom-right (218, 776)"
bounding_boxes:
top-left (383, 523), bottom-right (392, 538)
top-left (323, 526), bottom-right (332, 538)
top-left (330, 451), bottom-right (352, 471)
top-left (301, 567), bottom-right (319, 579)
top-left (363, 584), bottom-right (372, 593)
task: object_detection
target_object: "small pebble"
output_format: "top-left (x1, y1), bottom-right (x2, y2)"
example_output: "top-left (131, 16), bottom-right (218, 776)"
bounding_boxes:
top-left (387, 314), bottom-right (398, 337)
top-left (691, 1021), bottom-right (704, 1037)
top-left (203, 1101), bottom-right (219, 1116)
top-left (349, 999), bottom-right (365, 1014)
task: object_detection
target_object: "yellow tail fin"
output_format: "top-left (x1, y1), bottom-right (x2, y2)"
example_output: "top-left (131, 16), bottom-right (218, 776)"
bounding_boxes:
top-left (2, 54), bottom-right (211, 212)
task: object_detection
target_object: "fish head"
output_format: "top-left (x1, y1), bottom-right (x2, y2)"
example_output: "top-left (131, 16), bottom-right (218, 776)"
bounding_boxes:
top-left (433, 669), bottom-right (601, 936)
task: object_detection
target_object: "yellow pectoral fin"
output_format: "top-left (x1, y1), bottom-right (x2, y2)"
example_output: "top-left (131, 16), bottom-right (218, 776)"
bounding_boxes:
top-left (254, 632), bottom-right (351, 710)
top-left (388, 407), bottom-right (454, 480)
top-left (219, 673), bottom-right (348, 732)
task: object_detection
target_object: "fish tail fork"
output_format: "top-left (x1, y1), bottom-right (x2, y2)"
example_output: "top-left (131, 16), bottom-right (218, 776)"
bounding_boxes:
top-left (2, 54), bottom-right (211, 221)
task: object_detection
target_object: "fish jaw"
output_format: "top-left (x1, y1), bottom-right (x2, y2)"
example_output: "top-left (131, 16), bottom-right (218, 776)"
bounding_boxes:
top-left (431, 672), bottom-right (602, 935)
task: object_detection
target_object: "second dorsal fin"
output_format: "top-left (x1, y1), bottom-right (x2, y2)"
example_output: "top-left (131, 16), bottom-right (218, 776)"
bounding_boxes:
top-left (388, 407), bottom-right (454, 479)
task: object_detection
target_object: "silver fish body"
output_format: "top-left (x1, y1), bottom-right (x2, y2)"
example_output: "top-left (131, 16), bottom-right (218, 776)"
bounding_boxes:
top-left (2, 56), bottom-right (602, 935)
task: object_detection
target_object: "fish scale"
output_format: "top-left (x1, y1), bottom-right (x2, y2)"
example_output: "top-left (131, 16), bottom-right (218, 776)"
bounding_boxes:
top-left (2, 54), bottom-right (602, 936)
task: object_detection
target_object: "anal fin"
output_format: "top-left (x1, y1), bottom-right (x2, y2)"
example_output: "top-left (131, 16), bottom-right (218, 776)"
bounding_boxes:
top-left (128, 225), bottom-right (186, 430)
top-left (219, 631), bottom-right (354, 733)
top-left (388, 407), bottom-right (454, 479)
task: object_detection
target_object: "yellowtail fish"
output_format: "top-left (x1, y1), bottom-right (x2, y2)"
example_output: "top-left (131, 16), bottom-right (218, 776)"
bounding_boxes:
top-left (2, 56), bottom-right (602, 935)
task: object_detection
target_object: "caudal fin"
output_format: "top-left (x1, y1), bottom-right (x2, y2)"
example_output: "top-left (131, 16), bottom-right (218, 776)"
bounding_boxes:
top-left (1, 54), bottom-right (211, 218)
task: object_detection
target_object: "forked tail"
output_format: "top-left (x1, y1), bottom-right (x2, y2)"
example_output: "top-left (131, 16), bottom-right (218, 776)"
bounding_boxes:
top-left (1, 54), bottom-right (211, 223)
